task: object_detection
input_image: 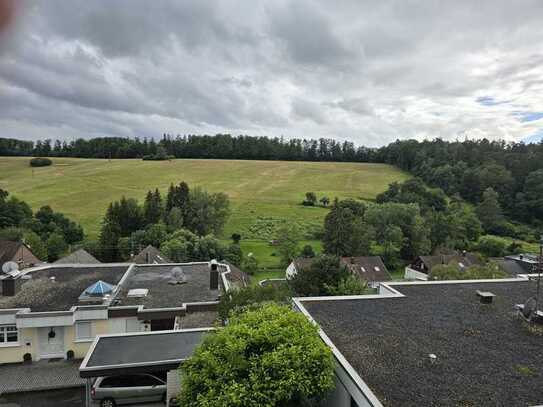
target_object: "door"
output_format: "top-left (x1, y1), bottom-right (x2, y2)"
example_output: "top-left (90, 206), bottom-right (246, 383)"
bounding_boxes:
top-left (38, 327), bottom-right (65, 359)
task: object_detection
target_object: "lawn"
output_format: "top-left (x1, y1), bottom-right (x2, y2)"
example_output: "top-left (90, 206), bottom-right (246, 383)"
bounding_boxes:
top-left (0, 157), bottom-right (408, 271)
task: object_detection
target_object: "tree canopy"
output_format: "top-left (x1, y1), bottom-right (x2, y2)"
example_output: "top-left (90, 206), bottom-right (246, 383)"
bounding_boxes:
top-left (178, 303), bottom-right (335, 407)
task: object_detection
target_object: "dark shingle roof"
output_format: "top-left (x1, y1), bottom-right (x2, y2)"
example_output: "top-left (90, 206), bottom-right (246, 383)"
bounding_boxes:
top-left (340, 256), bottom-right (391, 283)
top-left (0, 265), bottom-right (129, 312)
top-left (54, 249), bottom-right (100, 264)
top-left (116, 264), bottom-right (221, 308)
top-left (293, 257), bottom-right (316, 271)
top-left (419, 252), bottom-right (482, 272)
top-left (0, 240), bottom-right (21, 265)
top-left (130, 245), bottom-right (171, 264)
top-left (302, 280), bottom-right (543, 407)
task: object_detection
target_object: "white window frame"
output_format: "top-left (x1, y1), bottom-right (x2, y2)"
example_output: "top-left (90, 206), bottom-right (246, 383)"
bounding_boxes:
top-left (75, 321), bottom-right (93, 342)
top-left (0, 325), bottom-right (19, 346)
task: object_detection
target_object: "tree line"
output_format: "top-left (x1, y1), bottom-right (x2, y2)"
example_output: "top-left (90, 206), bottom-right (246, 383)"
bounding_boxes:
top-left (0, 134), bottom-right (376, 162)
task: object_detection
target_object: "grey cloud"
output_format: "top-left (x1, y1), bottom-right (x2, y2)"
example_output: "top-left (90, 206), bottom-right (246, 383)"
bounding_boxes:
top-left (1, 0), bottom-right (543, 146)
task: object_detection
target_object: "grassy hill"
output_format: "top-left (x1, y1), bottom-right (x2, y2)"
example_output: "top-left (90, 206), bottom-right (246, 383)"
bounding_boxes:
top-left (0, 157), bottom-right (408, 275)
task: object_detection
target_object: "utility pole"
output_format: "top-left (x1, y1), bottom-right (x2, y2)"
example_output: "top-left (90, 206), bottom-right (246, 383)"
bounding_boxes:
top-left (536, 234), bottom-right (542, 312)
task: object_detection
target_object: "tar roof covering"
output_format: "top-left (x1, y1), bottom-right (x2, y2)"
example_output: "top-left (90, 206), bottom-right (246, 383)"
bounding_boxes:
top-left (116, 264), bottom-right (221, 308)
top-left (0, 265), bottom-right (129, 311)
top-left (80, 329), bottom-right (210, 377)
top-left (302, 280), bottom-right (543, 407)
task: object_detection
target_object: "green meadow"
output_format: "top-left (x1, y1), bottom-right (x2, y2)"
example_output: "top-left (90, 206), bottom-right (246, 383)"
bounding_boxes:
top-left (0, 157), bottom-right (408, 276)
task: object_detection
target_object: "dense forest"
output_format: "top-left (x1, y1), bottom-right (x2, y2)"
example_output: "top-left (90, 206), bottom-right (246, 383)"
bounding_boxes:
top-left (0, 134), bottom-right (374, 162)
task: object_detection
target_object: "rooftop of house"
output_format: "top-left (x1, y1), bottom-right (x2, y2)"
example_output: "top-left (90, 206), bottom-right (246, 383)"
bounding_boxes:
top-left (413, 251), bottom-right (483, 273)
top-left (54, 249), bottom-right (101, 265)
top-left (114, 263), bottom-right (222, 309)
top-left (300, 279), bottom-right (543, 407)
top-left (340, 256), bottom-right (391, 282)
top-left (493, 258), bottom-right (532, 276)
top-left (0, 240), bottom-right (22, 265)
top-left (220, 261), bottom-right (250, 290)
top-left (292, 257), bottom-right (315, 271)
top-left (0, 265), bottom-right (130, 312)
top-left (129, 245), bottom-right (172, 264)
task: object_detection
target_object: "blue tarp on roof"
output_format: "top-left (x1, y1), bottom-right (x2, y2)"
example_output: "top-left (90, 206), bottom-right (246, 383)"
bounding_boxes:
top-left (85, 280), bottom-right (114, 296)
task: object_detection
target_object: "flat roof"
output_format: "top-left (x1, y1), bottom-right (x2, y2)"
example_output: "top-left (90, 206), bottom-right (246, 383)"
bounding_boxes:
top-left (80, 329), bottom-right (211, 377)
top-left (0, 265), bottom-right (130, 312)
top-left (115, 264), bottom-right (221, 308)
top-left (300, 279), bottom-right (543, 407)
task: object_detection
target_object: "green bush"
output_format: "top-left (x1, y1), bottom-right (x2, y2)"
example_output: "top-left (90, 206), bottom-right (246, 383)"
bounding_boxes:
top-left (179, 304), bottom-right (335, 407)
top-left (218, 284), bottom-right (291, 322)
top-left (29, 157), bottom-right (52, 167)
top-left (477, 235), bottom-right (509, 257)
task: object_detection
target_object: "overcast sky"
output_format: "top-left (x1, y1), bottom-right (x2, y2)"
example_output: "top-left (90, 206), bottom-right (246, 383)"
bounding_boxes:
top-left (1, 0), bottom-right (542, 147)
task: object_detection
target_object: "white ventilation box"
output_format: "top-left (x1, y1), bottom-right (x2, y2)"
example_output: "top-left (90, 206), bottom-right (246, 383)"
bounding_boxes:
top-left (127, 288), bottom-right (149, 298)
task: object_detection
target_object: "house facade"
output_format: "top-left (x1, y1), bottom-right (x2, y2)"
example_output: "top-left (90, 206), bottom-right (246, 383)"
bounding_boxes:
top-left (0, 260), bottom-right (240, 365)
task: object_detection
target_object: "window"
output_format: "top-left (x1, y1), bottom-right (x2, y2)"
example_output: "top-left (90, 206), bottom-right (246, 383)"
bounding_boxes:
top-left (75, 321), bottom-right (92, 341)
top-left (0, 325), bottom-right (18, 344)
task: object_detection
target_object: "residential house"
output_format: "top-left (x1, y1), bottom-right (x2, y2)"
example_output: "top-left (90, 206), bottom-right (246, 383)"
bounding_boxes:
top-left (493, 253), bottom-right (539, 276)
top-left (0, 260), bottom-right (237, 364)
top-left (404, 251), bottom-right (482, 280)
top-left (130, 245), bottom-right (172, 264)
top-left (295, 277), bottom-right (543, 406)
top-left (286, 256), bottom-right (391, 287)
top-left (0, 240), bottom-right (41, 271)
top-left (54, 249), bottom-right (100, 264)
top-left (340, 257), bottom-right (391, 288)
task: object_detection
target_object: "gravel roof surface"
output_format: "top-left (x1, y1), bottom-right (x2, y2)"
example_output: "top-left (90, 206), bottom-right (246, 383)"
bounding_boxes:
top-left (116, 264), bottom-right (221, 308)
top-left (303, 280), bottom-right (543, 407)
top-left (0, 266), bottom-right (129, 311)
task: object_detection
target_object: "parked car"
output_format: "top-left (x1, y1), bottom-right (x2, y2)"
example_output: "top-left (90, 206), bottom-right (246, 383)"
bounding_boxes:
top-left (91, 373), bottom-right (167, 406)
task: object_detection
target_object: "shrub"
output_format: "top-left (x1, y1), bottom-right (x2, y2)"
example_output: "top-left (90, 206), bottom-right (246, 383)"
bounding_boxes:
top-left (218, 284), bottom-right (291, 322)
top-left (179, 304), bottom-right (335, 407)
top-left (477, 235), bottom-right (508, 257)
top-left (29, 157), bottom-right (52, 167)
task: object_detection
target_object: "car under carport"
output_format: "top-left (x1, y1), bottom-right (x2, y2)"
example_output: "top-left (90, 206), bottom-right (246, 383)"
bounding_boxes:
top-left (79, 328), bottom-right (213, 407)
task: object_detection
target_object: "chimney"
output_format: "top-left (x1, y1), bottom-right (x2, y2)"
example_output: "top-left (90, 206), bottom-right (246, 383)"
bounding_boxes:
top-left (210, 260), bottom-right (219, 290)
top-left (1, 278), bottom-right (15, 296)
top-left (146, 251), bottom-right (150, 264)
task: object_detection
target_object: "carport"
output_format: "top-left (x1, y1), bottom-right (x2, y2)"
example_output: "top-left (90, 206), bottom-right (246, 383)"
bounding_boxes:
top-left (79, 328), bottom-right (213, 407)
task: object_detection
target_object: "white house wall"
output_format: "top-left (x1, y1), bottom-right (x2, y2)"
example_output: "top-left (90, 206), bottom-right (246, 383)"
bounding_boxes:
top-left (404, 267), bottom-right (428, 281)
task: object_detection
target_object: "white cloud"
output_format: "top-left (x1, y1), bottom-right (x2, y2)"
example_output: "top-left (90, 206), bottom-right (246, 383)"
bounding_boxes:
top-left (0, 0), bottom-right (542, 146)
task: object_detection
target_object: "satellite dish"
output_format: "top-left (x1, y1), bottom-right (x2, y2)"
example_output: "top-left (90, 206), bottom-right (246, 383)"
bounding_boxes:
top-left (522, 297), bottom-right (537, 320)
top-left (170, 266), bottom-right (186, 284)
top-left (2, 261), bottom-right (18, 274)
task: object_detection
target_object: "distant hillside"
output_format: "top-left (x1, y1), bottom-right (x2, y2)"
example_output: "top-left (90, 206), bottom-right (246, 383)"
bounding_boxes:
top-left (0, 157), bottom-right (409, 239)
